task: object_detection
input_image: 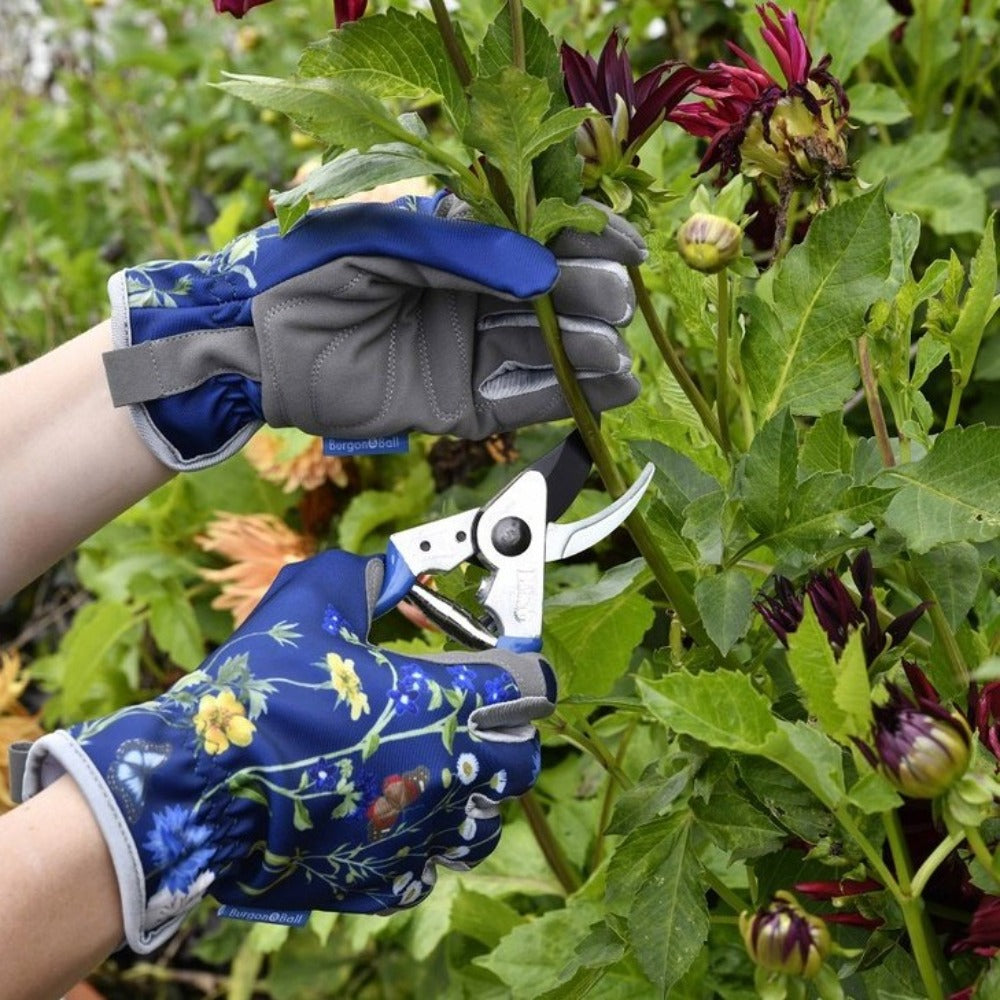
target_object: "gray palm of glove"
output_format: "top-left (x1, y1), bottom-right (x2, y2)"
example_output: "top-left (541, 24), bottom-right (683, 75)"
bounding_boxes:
top-left (103, 194), bottom-right (646, 470)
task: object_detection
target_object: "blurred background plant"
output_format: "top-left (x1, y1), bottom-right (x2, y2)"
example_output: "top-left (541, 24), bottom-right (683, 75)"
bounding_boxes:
top-left (2, 0), bottom-right (1000, 997)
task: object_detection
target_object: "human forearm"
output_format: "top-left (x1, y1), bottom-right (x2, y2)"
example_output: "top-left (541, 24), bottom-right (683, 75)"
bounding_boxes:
top-left (0, 321), bottom-right (173, 599)
top-left (0, 775), bottom-right (124, 1000)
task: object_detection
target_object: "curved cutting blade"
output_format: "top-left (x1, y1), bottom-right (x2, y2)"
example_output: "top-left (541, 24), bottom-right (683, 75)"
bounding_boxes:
top-left (545, 463), bottom-right (654, 561)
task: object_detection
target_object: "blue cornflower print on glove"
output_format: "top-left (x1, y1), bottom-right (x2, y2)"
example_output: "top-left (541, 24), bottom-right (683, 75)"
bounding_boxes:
top-left (20, 550), bottom-right (556, 954)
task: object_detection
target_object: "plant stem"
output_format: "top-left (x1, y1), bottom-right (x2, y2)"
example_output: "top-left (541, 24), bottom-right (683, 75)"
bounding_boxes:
top-left (858, 335), bottom-right (895, 467)
top-left (547, 712), bottom-right (633, 790)
top-left (944, 380), bottom-right (963, 431)
top-left (833, 805), bottom-right (899, 898)
top-left (519, 789), bottom-right (582, 894)
top-left (700, 865), bottom-right (749, 913)
top-left (911, 830), bottom-right (966, 897)
top-left (428, 0), bottom-right (472, 86)
top-left (629, 266), bottom-right (724, 450)
top-left (531, 295), bottom-right (706, 643)
top-left (716, 271), bottom-right (733, 456)
top-left (965, 825), bottom-right (1000, 886)
top-left (508, 0), bottom-right (526, 71)
top-left (882, 809), bottom-right (950, 1000)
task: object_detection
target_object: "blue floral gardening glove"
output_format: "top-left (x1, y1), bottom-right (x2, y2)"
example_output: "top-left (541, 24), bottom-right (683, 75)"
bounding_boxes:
top-left (103, 192), bottom-right (646, 470)
top-left (18, 550), bottom-right (555, 953)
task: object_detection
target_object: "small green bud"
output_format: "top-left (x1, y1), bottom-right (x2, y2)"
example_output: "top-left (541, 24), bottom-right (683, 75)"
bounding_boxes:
top-left (677, 212), bottom-right (743, 274)
top-left (739, 891), bottom-right (832, 980)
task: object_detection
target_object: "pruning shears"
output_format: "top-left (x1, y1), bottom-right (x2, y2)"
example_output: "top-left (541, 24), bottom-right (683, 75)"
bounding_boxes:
top-left (373, 432), bottom-right (654, 653)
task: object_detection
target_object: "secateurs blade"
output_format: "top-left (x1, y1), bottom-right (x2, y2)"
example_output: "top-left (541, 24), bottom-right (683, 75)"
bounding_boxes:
top-left (373, 431), bottom-right (654, 652)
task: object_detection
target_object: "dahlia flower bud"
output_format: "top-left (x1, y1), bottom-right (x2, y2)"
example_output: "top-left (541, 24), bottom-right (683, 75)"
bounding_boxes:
top-left (677, 212), bottom-right (743, 273)
top-left (857, 681), bottom-right (972, 799)
top-left (739, 891), bottom-right (832, 979)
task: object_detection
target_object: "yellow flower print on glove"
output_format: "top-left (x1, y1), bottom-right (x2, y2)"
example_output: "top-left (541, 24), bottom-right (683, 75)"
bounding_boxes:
top-left (193, 689), bottom-right (256, 755)
top-left (326, 653), bottom-right (370, 721)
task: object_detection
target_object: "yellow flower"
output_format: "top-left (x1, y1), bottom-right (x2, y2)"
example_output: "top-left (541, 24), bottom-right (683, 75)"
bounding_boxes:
top-left (326, 653), bottom-right (370, 721)
top-left (196, 513), bottom-right (315, 626)
top-left (244, 428), bottom-right (351, 494)
top-left (193, 688), bottom-right (256, 755)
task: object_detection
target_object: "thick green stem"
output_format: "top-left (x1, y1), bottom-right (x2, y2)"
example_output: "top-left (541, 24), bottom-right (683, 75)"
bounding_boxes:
top-left (911, 830), bottom-right (965, 896)
top-left (858, 334), bottom-right (895, 467)
top-left (944, 381), bottom-right (963, 431)
top-left (532, 295), bottom-right (706, 642)
top-left (716, 271), bottom-right (733, 456)
top-left (882, 810), bottom-right (950, 1000)
top-left (629, 266), bottom-right (724, 450)
top-left (519, 790), bottom-right (582, 894)
top-left (965, 826), bottom-right (1000, 886)
top-left (428, 0), bottom-right (472, 86)
top-left (508, 0), bottom-right (526, 71)
top-left (833, 805), bottom-right (899, 897)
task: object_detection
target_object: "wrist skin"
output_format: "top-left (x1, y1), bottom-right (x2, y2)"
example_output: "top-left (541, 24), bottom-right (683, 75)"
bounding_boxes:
top-left (0, 775), bottom-right (124, 1000)
top-left (0, 320), bottom-right (174, 600)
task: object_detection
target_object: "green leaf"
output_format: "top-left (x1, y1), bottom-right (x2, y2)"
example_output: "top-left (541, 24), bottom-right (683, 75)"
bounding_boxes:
top-left (140, 577), bottom-right (204, 670)
top-left (450, 888), bottom-right (525, 949)
top-left (637, 670), bottom-right (778, 753)
top-left (338, 462), bottom-right (434, 552)
top-left (763, 721), bottom-right (846, 808)
top-left (693, 570), bottom-right (754, 656)
top-left (464, 68), bottom-right (589, 229)
top-left (630, 439), bottom-right (720, 516)
top-left (544, 560), bottom-right (654, 697)
top-left (607, 751), bottom-right (705, 835)
top-left (272, 135), bottom-right (450, 234)
top-left (477, 5), bottom-right (564, 98)
top-left (475, 902), bottom-right (604, 999)
top-left (818, 0), bottom-right (899, 77)
top-left (298, 9), bottom-right (470, 132)
top-left (738, 756), bottom-right (836, 843)
top-left (950, 212), bottom-right (998, 386)
top-left (37, 599), bottom-right (142, 723)
top-left (691, 780), bottom-right (784, 860)
top-left (800, 412), bottom-right (852, 476)
top-left (743, 187), bottom-right (892, 420)
top-left (218, 74), bottom-right (421, 153)
top-left (738, 408), bottom-right (798, 534)
top-left (835, 630), bottom-right (873, 737)
top-left (529, 198), bottom-right (605, 245)
top-left (767, 476), bottom-right (894, 559)
top-left (847, 770), bottom-right (902, 814)
top-left (846, 83), bottom-right (912, 125)
top-left (879, 426), bottom-right (1000, 552)
top-left (606, 813), bottom-right (708, 993)
top-left (912, 542), bottom-right (982, 630)
top-left (887, 167), bottom-right (988, 236)
top-left (785, 603), bottom-right (848, 736)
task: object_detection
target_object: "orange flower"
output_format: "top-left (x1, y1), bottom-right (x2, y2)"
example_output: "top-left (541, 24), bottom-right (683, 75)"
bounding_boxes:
top-left (196, 513), bottom-right (315, 626)
top-left (244, 428), bottom-right (350, 494)
top-left (0, 649), bottom-right (44, 813)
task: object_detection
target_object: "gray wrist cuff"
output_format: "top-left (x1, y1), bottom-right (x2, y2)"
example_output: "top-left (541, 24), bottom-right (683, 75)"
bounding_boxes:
top-left (105, 270), bottom-right (261, 472)
top-left (21, 731), bottom-right (198, 954)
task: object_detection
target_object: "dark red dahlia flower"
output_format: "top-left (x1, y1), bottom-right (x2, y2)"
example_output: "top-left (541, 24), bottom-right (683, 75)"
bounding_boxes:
top-left (668, 3), bottom-right (850, 185)
top-left (755, 550), bottom-right (927, 665)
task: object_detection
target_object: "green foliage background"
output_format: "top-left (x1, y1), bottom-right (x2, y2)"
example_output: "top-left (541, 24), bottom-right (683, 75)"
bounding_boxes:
top-left (3, 0), bottom-right (1000, 997)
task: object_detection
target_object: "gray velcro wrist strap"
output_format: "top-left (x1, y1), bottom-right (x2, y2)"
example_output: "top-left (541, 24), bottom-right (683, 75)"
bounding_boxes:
top-left (103, 326), bottom-right (261, 406)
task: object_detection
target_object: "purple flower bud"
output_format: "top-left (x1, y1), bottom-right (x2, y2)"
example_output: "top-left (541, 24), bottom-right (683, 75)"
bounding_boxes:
top-left (856, 669), bottom-right (972, 799)
top-left (739, 891), bottom-right (832, 979)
